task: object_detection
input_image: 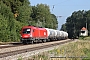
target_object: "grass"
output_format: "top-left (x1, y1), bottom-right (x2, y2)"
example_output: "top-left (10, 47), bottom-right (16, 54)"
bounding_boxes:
top-left (79, 36), bottom-right (90, 40)
top-left (28, 52), bottom-right (49, 60)
top-left (48, 40), bottom-right (90, 60)
top-left (0, 41), bottom-right (14, 44)
top-left (17, 39), bottom-right (90, 60)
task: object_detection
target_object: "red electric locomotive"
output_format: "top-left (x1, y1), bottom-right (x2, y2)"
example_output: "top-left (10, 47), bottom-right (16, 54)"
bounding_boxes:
top-left (20, 26), bottom-right (48, 44)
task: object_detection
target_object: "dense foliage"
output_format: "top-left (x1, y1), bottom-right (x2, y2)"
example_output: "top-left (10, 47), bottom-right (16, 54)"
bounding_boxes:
top-left (0, 0), bottom-right (58, 42)
top-left (2, 0), bottom-right (90, 41)
top-left (31, 4), bottom-right (58, 28)
top-left (61, 10), bottom-right (90, 38)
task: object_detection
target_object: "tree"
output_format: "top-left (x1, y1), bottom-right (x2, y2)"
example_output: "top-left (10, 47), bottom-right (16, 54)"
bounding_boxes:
top-left (51, 14), bottom-right (58, 29)
top-left (61, 10), bottom-right (90, 38)
top-left (0, 14), bottom-right (8, 42)
top-left (0, 0), bottom-right (32, 42)
top-left (31, 4), bottom-right (58, 29)
top-left (17, 0), bottom-right (32, 25)
top-left (0, 0), bottom-right (58, 42)
top-left (60, 24), bottom-right (66, 31)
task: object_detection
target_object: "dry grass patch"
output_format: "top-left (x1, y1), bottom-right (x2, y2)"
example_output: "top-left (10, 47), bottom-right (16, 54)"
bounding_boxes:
top-left (21, 40), bottom-right (90, 60)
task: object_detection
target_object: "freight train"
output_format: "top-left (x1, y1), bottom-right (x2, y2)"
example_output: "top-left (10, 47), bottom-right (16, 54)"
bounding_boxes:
top-left (20, 26), bottom-right (68, 44)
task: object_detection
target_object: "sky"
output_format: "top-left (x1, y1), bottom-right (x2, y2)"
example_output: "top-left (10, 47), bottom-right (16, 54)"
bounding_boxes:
top-left (29, 0), bottom-right (90, 30)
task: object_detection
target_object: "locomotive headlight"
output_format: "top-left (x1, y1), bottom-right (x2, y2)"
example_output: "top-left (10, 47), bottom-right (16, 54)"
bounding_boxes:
top-left (30, 34), bottom-right (32, 37)
top-left (24, 35), bottom-right (28, 37)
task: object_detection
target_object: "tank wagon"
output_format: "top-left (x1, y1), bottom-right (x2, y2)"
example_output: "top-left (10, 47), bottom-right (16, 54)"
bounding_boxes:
top-left (20, 26), bottom-right (68, 44)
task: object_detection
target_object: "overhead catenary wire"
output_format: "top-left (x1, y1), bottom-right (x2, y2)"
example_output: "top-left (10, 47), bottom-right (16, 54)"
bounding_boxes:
top-left (51, 0), bottom-right (70, 11)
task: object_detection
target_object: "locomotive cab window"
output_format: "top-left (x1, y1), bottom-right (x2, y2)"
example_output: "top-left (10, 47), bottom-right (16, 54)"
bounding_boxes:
top-left (23, 28), bottom-right (31, 34)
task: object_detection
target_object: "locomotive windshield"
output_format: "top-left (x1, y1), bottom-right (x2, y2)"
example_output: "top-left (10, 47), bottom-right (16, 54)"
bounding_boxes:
top-left (22, 28), bottom-right (31, 34)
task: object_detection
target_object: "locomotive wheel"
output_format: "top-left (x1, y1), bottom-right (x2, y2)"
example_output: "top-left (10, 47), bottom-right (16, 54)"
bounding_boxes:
top-left (47, 39), bottom-right (50, 42)
top-left (22, 40), bottom-right (27, 44)
top-left (42, 39), bottom-right (46, 43)
top-left (31, 40), bottom-right (34, 44)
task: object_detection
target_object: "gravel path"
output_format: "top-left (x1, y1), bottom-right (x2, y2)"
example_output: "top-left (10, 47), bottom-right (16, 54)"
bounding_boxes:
top-left (0, 39), bottom-right (76, 60)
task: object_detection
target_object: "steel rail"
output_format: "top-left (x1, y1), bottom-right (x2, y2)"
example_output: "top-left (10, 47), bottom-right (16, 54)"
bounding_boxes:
top-left (0, 39), bottom-right (74, 58)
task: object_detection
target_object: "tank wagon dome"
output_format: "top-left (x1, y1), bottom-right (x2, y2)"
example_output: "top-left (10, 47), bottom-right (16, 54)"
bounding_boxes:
top-left (55, 30), bottom-right (60, 38)
top-left (64, 32), bottom-right (68, 37)
top-left (44, 28), bottom-right (50, 37)
top-left (44, 28), bottom-right (57, 39)
top-left (60, 31), bottom-right (64, 37)
top-left (53, 30), bottom-right (58, 36)
top-left (48, 29), bottom-right (55, 35)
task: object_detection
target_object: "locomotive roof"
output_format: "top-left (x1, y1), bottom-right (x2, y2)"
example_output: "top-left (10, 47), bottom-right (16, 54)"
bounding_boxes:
top-left (22, 26), bottom-right (46, 30)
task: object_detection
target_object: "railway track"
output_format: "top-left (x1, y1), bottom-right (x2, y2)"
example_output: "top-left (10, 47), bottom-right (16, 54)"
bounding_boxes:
top-left (0, 42), bottom-right (23, 49)
top-left (0, 39), bottom-right (74, 58)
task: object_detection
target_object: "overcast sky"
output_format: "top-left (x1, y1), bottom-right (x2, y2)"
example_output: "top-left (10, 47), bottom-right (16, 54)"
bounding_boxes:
top-left (29, 0), bottom-right (90, 30)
